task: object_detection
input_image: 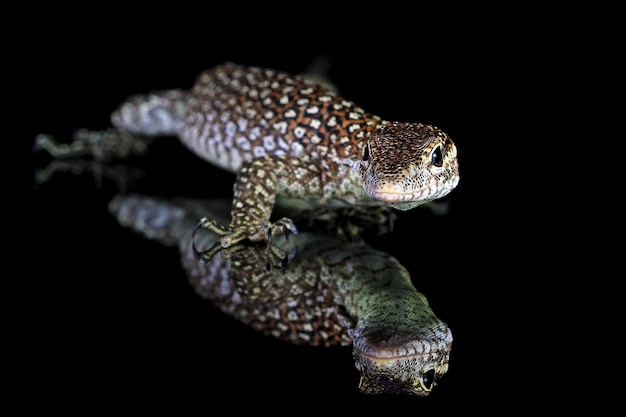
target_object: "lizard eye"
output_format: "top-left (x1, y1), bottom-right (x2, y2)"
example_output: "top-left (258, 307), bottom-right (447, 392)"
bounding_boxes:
top-left (362, 143), bottom-right (370, 161)
top-left (422, 369), bottom-right (436, 390)
top-left (431, 146), bottom-right (443, 167)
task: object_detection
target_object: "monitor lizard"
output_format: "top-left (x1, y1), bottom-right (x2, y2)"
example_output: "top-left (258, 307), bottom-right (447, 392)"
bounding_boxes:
top-left (35, 62), bottom-right (460, 249)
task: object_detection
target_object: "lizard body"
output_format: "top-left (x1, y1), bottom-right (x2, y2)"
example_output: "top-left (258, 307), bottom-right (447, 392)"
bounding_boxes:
top-left (37, 62), bottom-right (460, 247)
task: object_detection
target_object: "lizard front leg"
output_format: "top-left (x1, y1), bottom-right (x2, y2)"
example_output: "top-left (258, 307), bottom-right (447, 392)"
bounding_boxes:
top-left (198, 155), bottom-right (325, 248)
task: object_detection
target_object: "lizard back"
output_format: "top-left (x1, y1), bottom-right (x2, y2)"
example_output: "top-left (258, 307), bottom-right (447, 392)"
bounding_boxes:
top-left (181, 62), bottom-right (383, 172)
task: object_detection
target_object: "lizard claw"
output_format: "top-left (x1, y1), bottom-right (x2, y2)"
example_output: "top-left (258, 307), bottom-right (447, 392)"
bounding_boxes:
top-left (193, 216), bottom-right (299, 263)
top-left (193, 216), bottom-right (241, 248)
top-left (192, 240), bottom-right (224, 263)
top-left (192, 219), bottom-right (224, 261)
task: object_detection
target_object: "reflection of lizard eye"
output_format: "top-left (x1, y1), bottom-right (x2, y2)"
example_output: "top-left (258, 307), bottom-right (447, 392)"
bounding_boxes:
top-left (422, 369), bottom-right (436, 390)
top-left (431, 146), bottom-right (443, 167)
top-left (362, 143), bottom-right (370, 161)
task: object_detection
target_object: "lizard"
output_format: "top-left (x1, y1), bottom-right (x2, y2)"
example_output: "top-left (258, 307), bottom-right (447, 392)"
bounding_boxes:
top-left (35, 62), bottom-right (460, 249)
top-left (109, 193), bottom-right (453, 396)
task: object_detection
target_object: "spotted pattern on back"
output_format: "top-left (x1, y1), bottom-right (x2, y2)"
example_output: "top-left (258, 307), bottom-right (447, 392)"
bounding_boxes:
top-left (52, 61), bottom-right (460, 250)
top-left (181, 62), bottom-right (383, 172)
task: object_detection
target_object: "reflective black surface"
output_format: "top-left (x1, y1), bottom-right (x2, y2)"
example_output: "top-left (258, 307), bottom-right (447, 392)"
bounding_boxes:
top-left (22, 24), bottom-right (525, 412)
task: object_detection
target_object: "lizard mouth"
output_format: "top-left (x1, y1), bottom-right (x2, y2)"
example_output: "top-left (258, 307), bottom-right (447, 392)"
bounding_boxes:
top-left (365, 186), bottom-right (433, 210)
top-left (366, 188), bottom-right (427, 203)
top-left (357, 341), bottom-right (436, 362)
top-left (364, 174), bottom-right (459, 208)
top-left (354, 348), bottom-right (446, 396)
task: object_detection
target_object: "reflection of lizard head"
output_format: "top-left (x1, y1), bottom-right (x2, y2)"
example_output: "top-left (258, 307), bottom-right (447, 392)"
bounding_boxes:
top-left (352, 325), bottom-right (452, 396)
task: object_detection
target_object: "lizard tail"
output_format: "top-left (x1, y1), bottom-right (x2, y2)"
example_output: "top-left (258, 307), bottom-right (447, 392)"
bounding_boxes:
top-left (111, 89), bottom-right (188, 137)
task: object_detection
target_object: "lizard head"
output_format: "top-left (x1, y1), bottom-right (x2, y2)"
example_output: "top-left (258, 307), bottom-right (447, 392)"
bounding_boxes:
top-left (359, 122), bottom-right (459, 210)
top-left (352, 324), bottom-right (452, 396)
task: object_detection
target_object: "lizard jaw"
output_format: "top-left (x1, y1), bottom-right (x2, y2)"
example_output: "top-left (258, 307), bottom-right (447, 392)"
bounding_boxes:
top-left (364, 174), bottom-right (459, 211)
top-left (353, 342), bottom-right (451, 396)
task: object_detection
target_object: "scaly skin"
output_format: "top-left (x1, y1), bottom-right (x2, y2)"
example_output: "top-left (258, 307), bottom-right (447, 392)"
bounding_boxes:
top-left (34, 62), bottom-right (457, 396)
top-left (112, 63), bottom-right (459, 247)
top-left (109, 194), bottom-right (452, 397)
top-left (36, 62), bottom-right (460, 247)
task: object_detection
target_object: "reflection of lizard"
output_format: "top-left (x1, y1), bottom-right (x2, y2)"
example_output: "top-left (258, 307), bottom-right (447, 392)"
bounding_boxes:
top-left (110, 194), bottom-right (452, 396)
top-left (36, 62), bottom-right (460, 248)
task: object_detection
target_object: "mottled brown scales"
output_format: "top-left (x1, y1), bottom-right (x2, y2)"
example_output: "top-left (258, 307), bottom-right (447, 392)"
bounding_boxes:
top-left (36, 62), bottom-right (460, 247)
top-left (185, 63), bottom-right (378, 168)
top-left (176, 63), bottom-right (459, 246)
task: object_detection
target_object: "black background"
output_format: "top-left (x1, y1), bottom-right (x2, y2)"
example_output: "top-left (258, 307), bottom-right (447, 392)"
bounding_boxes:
top-left (17, 6), bottom-right (577, 414)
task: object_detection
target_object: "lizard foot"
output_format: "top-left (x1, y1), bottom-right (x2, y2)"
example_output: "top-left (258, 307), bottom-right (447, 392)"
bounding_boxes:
top-left (192, 231), bottom-right (298, 282)
top-left (192, 217), bottom-right (241, 251)
top-left (193, 216), bottom-right (298, 251)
